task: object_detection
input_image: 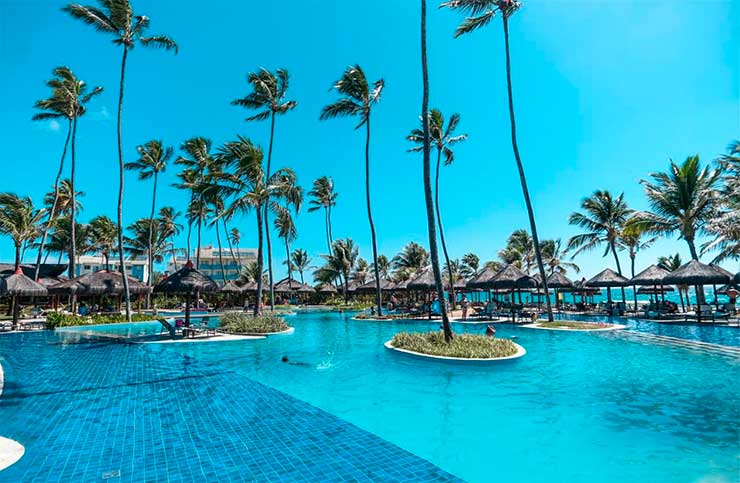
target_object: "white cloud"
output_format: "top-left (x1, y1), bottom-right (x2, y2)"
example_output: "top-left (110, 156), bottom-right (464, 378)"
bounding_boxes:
top-left (48, 120), bottom-right (60, 131)
top-left (91, 106), bottom-right (112, 121)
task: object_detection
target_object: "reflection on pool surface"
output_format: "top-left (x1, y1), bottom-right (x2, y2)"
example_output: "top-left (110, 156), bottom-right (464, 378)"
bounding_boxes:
top-left (1, 310), bottom-right (739, 483)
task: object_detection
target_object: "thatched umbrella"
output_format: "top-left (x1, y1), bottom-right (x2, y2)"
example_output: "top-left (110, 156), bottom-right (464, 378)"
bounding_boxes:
top-left (274, 277), bottom-right (301, 294)
top-left (637, 286), bottom-right (674, 294)
top-left (153, 261), bottom-right (217, 326)
top-left (1, 268), bottom-right (48, 329)
top-left (662, 260), bottom-right (731, 319)
top-left (221, 280), bottom-right (241, 293)
top-left (586, 268), bottom-right (629, 305)
top-left (486, 265), bottom-right (534, 317)
top-left (49, 270), bottom-right (150, 296)
top-left (356, 278), bottom-right (395, 293)
top-left (407, 268), bottom-right (437, 291)
top-left (391, 278), bottom-right (410, 292)
top-left (629, 264), bottom-right (670, 308)
top-left (545, 271), bottom-right (573, 308)
top-left (316, 282), bottom-right (337, 295)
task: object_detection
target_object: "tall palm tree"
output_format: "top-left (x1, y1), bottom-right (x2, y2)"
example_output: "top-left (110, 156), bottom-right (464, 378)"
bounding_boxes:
top-left (44, 179), bottom-right (84, 220)
top-left (539, 239), bottom-right (580, 276)
top-left (125, 140), bottom-right (171, 291)
top-left (308, 176), bottom-right (339, 252)
top-left (175, 137), bottom-right (214, 268)
top-left (229, 228), bottom-right (242, 266)
top-left (274, 206), bottom-right (298, 288)
top-left (460, 252), bottom-right (480, 278)
top-left (408, 108), bottom-right (468, 310)
top-left (443, 0), bottom-right (553, 321)
top-left (499, 229), bottom-right (534, 272)
top-left (64, 0), bottom-right (177, 321)
top-left (620, 224), bottom-right (658, 309)
top-left (392, 242), bottom-right (430, 276)
top-left (320, 65), bottom-right (385, 316)
top-left (567, 190), bottom-right (632, 275)
top-left (158, 206), bottom-right (183, 270)
top-left (290, 249), bottom-right (312, 284)
top-left (315, 238), bottom-right (359, 303)
top-left (232, 68), bottom-right (297, 311)
top-left (89, 215), bottom-right (118, 270)
top-left (32, 67), bottom-right (99, 280)
top-left (352, 258), bottom-right (371, 285)
top-left (657, 253), bottom-right (686, 312)
top-left (32, 67), bottom-right (102, 281)
top-left (703, 142), bottom-right (740, 263)
top-left (372, 254), bottom-right (391, 280)
top-left (42, 216), bottom-right (91, 266)
top-left (124, 218), bottom-right (169, 271)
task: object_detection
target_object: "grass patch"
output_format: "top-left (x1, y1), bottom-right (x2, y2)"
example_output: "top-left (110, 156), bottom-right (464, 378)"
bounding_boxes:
top-left (219, 313), bottom-right (289, 334)
top-left (535, 321), bottom-right (608, 330)
top-left (390, 331), bottom-right (518, 359)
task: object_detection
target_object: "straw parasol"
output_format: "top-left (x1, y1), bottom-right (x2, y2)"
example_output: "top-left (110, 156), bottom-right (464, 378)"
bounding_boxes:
top-left (274, 277), bottom-right (302, 293)
top-left (356, 278), bottom-right (395, 293)
top-left (316, 282), bottom-right (337, 294)
top-left (662, 260), bottom-right (730, 286)
top-left (491, 264), bottom-right (535, 289)
top-left (407, 267), bottom-right (437, 291)
top-left (391, 278), bottom-right (410, 292)
top-left (49, 270), bottom-right (150, 296)
top-left (1, 268), bottom-right (48, 329)
top-left (297, 283), bottom-right (315, 293)
top-left (546, 272), bottom-right (574, 289)
top-left (153, 261), bottom-right (217, 325)
top-left (220, 280), bottom-right (242, 293)
top-left (240, 280), bottom-right (258, 292)
top-left (637, 286), bottom-right (674, 294)
top-left (466, 268), bottom-right (498, 290)
top-left (586, 268), bottom-right (629, 305)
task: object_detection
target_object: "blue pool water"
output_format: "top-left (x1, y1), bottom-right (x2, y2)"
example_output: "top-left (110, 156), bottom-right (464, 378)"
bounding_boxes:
top-left (1, 312), bottom-right (739, 482)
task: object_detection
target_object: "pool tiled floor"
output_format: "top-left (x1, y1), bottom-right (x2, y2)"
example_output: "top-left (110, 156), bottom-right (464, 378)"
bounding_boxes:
top-left (0, 332), bottom-right (463, 482)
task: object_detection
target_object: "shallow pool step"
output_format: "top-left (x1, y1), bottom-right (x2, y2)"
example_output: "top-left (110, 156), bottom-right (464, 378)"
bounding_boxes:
top-left (612, 331), bottom-right (740, 358)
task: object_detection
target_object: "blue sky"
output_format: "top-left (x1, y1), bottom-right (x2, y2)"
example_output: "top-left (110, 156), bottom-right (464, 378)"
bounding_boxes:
top-left (0, 0), bottom-right (738, 280)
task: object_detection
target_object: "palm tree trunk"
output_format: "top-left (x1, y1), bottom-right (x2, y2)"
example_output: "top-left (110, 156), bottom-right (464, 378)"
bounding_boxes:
top-left (435, 148), bottom-right (456, 309)
top-left (69, 115), bottom-right (79, 315)
top-left (365, 115), bottom-right (383, 316)
top-left (255, 208), bottom-right (264, 316)
top-left (502, 14), bottom-right (553, 322)
top-left (35, 119), bottom-right (72, 281)
top-left (327, 205), bottom-right (334, 247)
top-left (285, 238), bottom-right (293, 291)
top-left (324, 208), bottom-right (332, 253)
top-left (610, 241), bottom-right (626, 303)
top-left (146, 172), bottom-right (158, 308)
top-left (686, 237), bottom-right (704, 305)
top-left (421, 0), bottom-right (450, 339)
top-left (116, 46), bottom-right (132, 321)
top-left (224, 219), bottom-right (238, 266)
top-left (196, 218), bottom-right (202, 269)
top-left (631, 253), bottom-right (637, 311)
top-left (264, 111), bottom-right (277, 311)
top-left (215, 213), bottom-right (227, 284)
top-left (186, 192), bottom-right (194, 263)
top-left (11, 244), bottom-right (21, 330)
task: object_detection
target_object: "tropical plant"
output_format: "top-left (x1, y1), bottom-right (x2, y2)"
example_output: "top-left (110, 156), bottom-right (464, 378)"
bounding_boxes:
top-left (352, 258), bottom-right (370, 285)
top-left (392, 242), bottom-right (430, 276)
top-left (372, 254), bottom-right (391, 279)
top-left (229, 228), bottom-right (242, 266)
top-left (499, 229), bottom-right (534, 272)
top-left (703, 142), bottom-right (740, 263)
top-left (32, 66), bottom-right (102, 281)
top-left (0, 194), bottom-right (45, 270)
top-left (408, 108), bottom-right (467, 310)
top-left (232, 67), bottom-right (297, 311)
top-left (460, 252), bottom-right (480, 278)
top-left (314, 238), bottom-right (359, 302)
top-left (290, 249), bottom-right (312, 284)
top-left (43, 179), bottom-right (84, 220)
top-left (539, 239), bottom-right (580, 276)
top-left (125, 139), bottom-right (172, 290)
top-left (123, 218), bottom-right (170, 269)
top-left (567, 190), bottom-right (632, 275)
top-left (443, 0), bottom-right (553, 321)
top-left (41, 216), bottom-right (91, 265)
top-left (88, 215), bottom-right (118, 270)
top-left (158, 207), bottom-right (183, 270)
top-left (274, 205), bottom-right (298, 287)
top-left (320, 65), bottom-right (384, 315)
top-left (308, 176), bottom-right (339, 251)
top-left (64, 0), bottom-right (177, 321)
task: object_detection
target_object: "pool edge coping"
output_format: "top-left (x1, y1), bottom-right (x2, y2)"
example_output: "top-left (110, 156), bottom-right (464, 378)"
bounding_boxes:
top-left (384, 340), bottom-right (526, 362)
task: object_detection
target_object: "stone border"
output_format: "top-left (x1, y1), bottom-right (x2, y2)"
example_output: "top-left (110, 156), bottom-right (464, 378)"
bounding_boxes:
top-left (384, 340), bottom-right (526, 363)
top-left (520, 322), bottom-right (626, 332)
top-left (0, 437), bottom-right (24, 472)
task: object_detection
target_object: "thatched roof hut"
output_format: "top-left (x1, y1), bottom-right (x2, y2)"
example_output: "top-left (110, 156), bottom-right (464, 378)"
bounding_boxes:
top-left (0, 263), bottom-right (67, 279)
top-left (662, 260), bottom-right (731, 286)
top-left (586, 268), bottom-right (628, 287)
top-left (153, 262), bottom-right (217, 295)
top-left (629, 265), bottom-right (670, 286)
top-left (240, 280), bottom-right (258, 292)
top-left (220, 280), bottom-right (242, 293)
top-left (316, 282), bottom-right (337, 294)
top-left (546, 271), bottom-right (574, 289)
top-left (49, 270), bottom-right (150, 295)
top-left (466, 268), bottom-right (499, 289)
top-left (297, 282), bottom-right (315, 293)
top-left (356, 278), bottom-right (395, 293)
top-left (491, 264), bottom-right (535, 289)
top-left (1, 269), bottom-right (48, 297)
top-left (391, 278), bottom-right (410, 291)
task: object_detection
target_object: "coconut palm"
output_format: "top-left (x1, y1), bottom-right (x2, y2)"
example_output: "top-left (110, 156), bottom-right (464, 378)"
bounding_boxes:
top-left (657, 253), bottom-right (687, 312)
top-left (460, 252), bottom-right (480, 278)
top-left (443, 0), bottom-right (553, 321)
top-left (392, 242), bottom-right (430, 276)
top-left (125, 140), bottom-right (171, 291)
top-left (352, 258), bottom-right (370, 285)
top-left (158, 206), bottom-right (183, 270)
top-left (89, 215), bottom-right (118, 270)
top-left (290, 249), bottom-right (312, 284)
top-left (232, 67), bottom-right (297, 311)
top-left (124, 218), bottom-right (169, 269)
top-left (703, 142), bottom-right (740, 263)
top-left (315, 238), bottom-right (359, 302)
top-left (308, 176), bottom-right (339, 251)
top-left (42, 216), bottom-right (91, 266)
top-left (372, 254), bottom-right (391, 280)
top-left (32, 67), bottom-right (103, 279)
top-left (408, 108), bottom-right (468, 309)
top-left (0, 194), bottom-right (45, 270)
top-left (64, 0), bottom-right (177, 321)
top-left (539, 239), bottom-right (580, 276)
top-left (32, 67), bottom-right (102, 281)
top-left (229, 228), bottom-right (242, 266)
top-left (619, 225), bottom-right (658, 309)
top-left (499, 229), bottom-right (534, 272)
top-left (567, 190), bottom-right (632, 275)
top-left (320, 65), bottom-right (385, 316)
top-left (43, 179), bottom-right (84, 220)
top-left (274, 206), bottom-right (298, 288)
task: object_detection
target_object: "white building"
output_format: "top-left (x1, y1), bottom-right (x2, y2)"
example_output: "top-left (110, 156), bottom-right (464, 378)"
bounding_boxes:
top-left (76, 254), bottom-right (149, 282)
top-left (166, 245), bottom-right (257, 284)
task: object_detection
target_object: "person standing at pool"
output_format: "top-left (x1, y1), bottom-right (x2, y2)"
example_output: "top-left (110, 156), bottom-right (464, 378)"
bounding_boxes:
top-left (461, 294), bottom-right (469, 320)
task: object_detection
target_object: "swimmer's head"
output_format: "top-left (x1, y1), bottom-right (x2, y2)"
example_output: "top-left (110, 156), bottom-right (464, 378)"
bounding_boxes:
top-left (281, 356), bottom-right (289, 362)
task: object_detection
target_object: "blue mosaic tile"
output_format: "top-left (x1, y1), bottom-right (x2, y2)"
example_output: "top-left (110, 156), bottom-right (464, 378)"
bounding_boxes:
top-left (0, 332), bottom-right (464, 482)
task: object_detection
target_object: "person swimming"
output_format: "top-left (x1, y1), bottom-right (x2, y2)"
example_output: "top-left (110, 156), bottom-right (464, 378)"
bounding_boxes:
top-left (485, 325), bottom-right (496, 337)
top-left (281, 355), bottom-right (312, 367)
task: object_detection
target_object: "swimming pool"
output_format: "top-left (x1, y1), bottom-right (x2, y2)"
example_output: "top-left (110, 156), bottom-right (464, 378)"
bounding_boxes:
top-left (1, 311), bottom-right (738, 482)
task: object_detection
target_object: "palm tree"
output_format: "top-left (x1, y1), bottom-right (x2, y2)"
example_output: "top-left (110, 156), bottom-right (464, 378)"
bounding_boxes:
top-left (657, 253), bottom-right (686, 312)
top-left (124, 218), bottom-right (169, 271)
top-left (443, 0), bottom-right (553, 321)
top-left (274, 206), bottom-right (298, 288)
top-left (460, 252), bottom-right (480, 278)
top-left (65, 0), bottom-right (177, 321)
top-left (175, 137), bottom-right (214, 268)
top-left (229, 228), bottom-right (242, 266)
top-left (539, 239), bottom-right (580, 276)
top-left (620, 225), bottom-right (658, 309)
top-left (372, 254), bottom-right (391, 280)
top-left (408, 108), bottom-right (468, 310)
top-left (232, 68), bottom-right (297, 311)
top-left (41, 216), bottom-right (91, 266)
top-left (33, 67), bottom-right (102, 281)
top-left (32, 67), bottom-right (101, 281)
top-left (320, 65), bottom-right (385, 316)
top-left (218, 136), bottom-right (300, 315)
top-left (158, 206), bottom-right (183, 270)
top-left (89, 215), bottom-right (118, 270)
top-left (308, 176), bottom-right (339, 252)
top-left (567, 190), bottom-right (632, 275)
top-left (315, 238), bottom-right (359, 303)
top-left (352, 258), bottom-right (370, 285)
top-left (290, 249), bottom-right (312, 284)
top-left (499, 229), bottom-right (534, 272)
top-left (125, 140), bottom-right (171, 291)
top-left (392, 242), bottom-right (429, 276)
top-left (703, 142), bottom-right (740, 263)
top-left (44, 179), bottom-right (84, 220)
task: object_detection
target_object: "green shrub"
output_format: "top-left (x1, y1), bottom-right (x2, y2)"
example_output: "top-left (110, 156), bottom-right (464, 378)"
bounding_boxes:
top-left (218, 313), bottom-right (289, 334)
top-left (46, 312), bottom-right (154, 329)
top-left (390, 331), bottom-right (519, 359)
